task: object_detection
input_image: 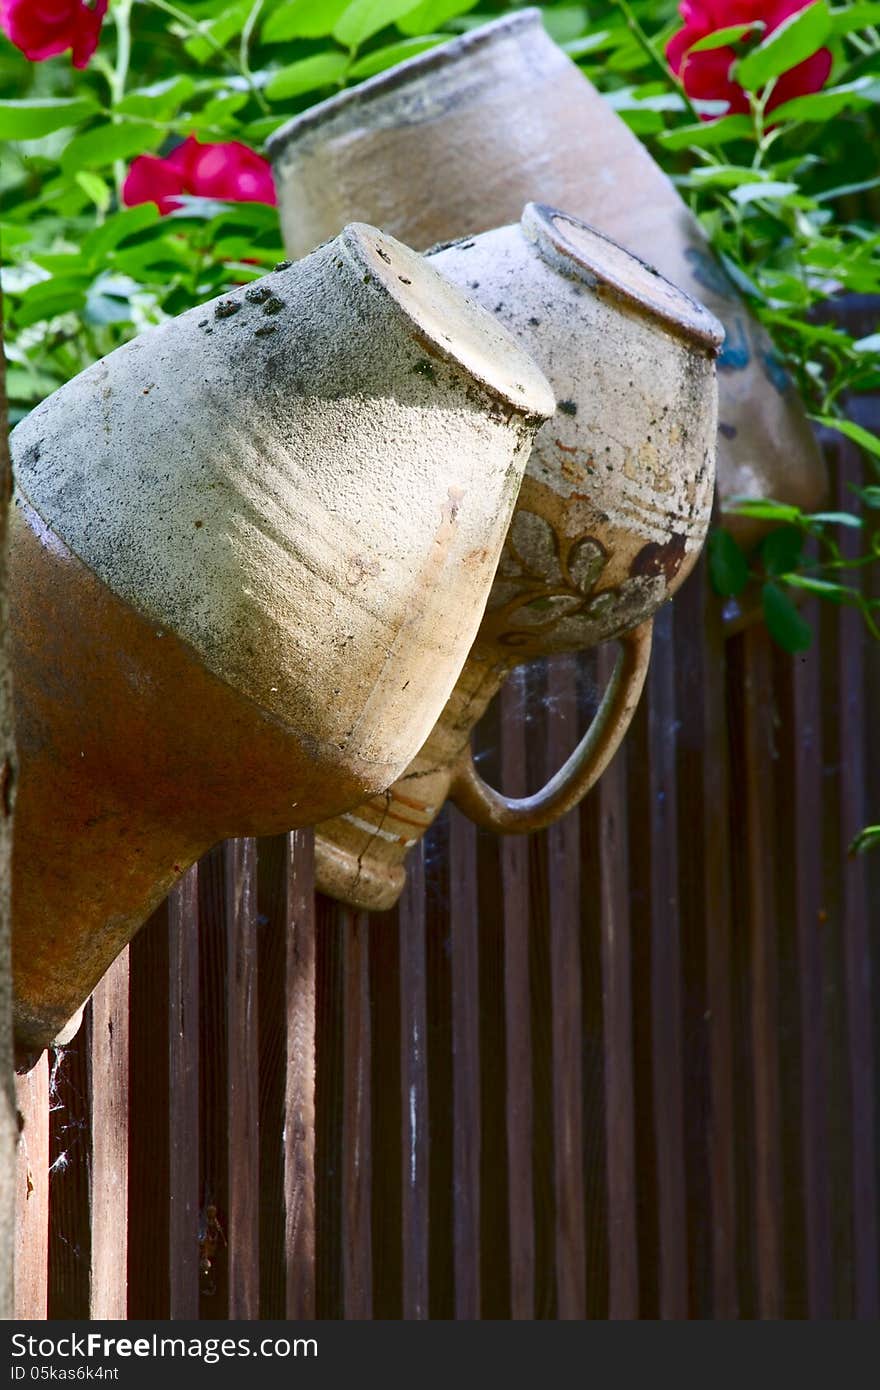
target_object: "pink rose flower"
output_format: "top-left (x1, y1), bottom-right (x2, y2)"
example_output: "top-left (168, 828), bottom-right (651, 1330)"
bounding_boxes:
top-left (0, 0), bottom-right (107, 69)
top-left (123, 136), bottom-right (277, 215)
top-left (666, 0), bottom-right (832, 117)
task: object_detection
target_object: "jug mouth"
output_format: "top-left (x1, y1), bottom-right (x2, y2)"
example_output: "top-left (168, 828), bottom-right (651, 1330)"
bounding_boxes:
top-left (266, 9), bottom-right (544, 163)
top-left (523, 204), bottom-right (724, 355)
top-left (340, 222), bottom-right (555, 422)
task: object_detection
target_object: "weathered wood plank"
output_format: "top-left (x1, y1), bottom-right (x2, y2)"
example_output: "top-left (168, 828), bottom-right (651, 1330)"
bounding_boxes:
top-left (742, 624), bottom-right (783, 1318)
top-left (342, 909), bottom-right (372, 1319)
top-left (89, 950), bottom-right (129, 1320)
top-left (169, 868), bottom-right (200, 1319)
top-left (500, 670), bottom-right (534, 1321)
top-left (284, 829), bottom-right (317, 1321)
top-left (546, 656), bottom-right (586, 1319)
top-left (598, 649), bottom-right (638, 1321)
top-left (449, 805), bottom-right (481, 1320)
top-left (702, 597), bottom-right (738, 1319)
top-left (647, 609), bottom-right (688, 1320)
top-left (399, 840), bottom-right (429, 1319)
top-left (14, 1053), bottom-right (49, 1318)
top-left (791, 615), bottom-right (834, 1319)
top-left (225, 838), bottom-right (259, 1319)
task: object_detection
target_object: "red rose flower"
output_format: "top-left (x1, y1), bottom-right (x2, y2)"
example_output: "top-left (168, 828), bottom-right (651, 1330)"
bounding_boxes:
top-left (666, 0), bottom-right (832, 117)
top-left (0, 0), bottom-right (107, 69)
top-left (123, 136), bottom-right (276, 215)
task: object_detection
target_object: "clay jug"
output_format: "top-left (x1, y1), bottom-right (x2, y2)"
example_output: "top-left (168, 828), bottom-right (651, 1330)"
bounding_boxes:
top-left (267, 7), bottom-right (825, 544)
top-left (10, 221), bottom-right (554, 1050)
top-left (313, 206), bottom-right (721, 911)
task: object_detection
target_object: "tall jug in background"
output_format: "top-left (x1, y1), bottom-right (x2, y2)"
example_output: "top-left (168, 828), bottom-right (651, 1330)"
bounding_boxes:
top-left (312, 207), bottom-right (722, 911)
top-left (10, 222), bottom-right (554, 1051)
top-left (268, 7), bottom-right (825, 545)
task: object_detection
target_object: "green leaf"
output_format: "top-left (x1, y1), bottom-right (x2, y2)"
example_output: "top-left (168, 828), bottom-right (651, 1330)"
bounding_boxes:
top-left (81, 203), bottom-right (162, 264)
top-left (349, 35), bottom-right (444, 76)
top-left (708, 528), bottom-right (749, 596)
top-left (810, 415), bottom-right (880, 459)
top-left (116, 77), bottom-right (196, 121)
top-left (684, 163), bottom-right (773, 188)
top-left (726, 497), bottom-right (804, 523)
top-left (808, 510), bottom-right (864, 527)
top-left (849, 824), bottom-right (880, 856)
top-left (265, 51), bottom-right (349, 99)
top-left (659, 114), bottom-right (753, 149)
top-left (830, 2), bottom-right (880, 35)
top-left (689, 21), bottom-right (765, 52)
top-left (735, 1), bottom-right (831, 92)
top-left (13, 275), bottom-right (90, 329)
top-left (262, 0), bottom-right (351, 41)
top-left (0, 97), bottom-right (99, 141)
top-left (762, 581), bottom-right (813, 651)
top-left (760, 525), bottom-right (804, 576)
top-left (61, 122), bottom-right (163, 174)
top-left (333, 0), bottom-right (423, 49)
top-left (769, 76), bottom-right (879, 122)
top-left (783, 574), bottom-right (861, 604)
top-left (75, 171), bottom-right (111, 213)
top-left (396, 0), bottom-right (477, 36)
top-left (849, 484), bottom-right (880, 508)
top-left (197, 91), bottom-right (250, 125)
top-left (182, 0), bottom-right (252, 64)
top-left (540, 5), bottom-right (588, 44)
top-left (729, 179), bottom-right (800, 205)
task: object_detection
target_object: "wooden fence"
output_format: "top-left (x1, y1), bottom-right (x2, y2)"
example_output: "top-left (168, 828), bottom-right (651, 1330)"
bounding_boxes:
top-left (12, 373), bottom-right (880, 1321)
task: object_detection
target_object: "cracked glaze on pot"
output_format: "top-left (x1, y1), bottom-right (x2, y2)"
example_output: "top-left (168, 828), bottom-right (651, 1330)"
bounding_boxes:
top-left (10, 222), bottom-right (553, 1050)
top-left (311, 206), bottom-right (721, 911)
top-left (268, 7), bottom-right (826, 542)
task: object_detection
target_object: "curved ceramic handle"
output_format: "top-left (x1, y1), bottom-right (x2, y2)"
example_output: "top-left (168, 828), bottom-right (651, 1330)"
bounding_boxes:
top-left (449, 620), bottom-right (653, 834)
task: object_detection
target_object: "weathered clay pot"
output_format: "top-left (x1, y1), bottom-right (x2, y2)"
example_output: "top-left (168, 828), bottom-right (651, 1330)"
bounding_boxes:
top-left (267, 7), bottom-right (826, 544)
top-left (312, 206), bottom-right (721, 911)
top-left (10, 221), bottom-right (554, 1050)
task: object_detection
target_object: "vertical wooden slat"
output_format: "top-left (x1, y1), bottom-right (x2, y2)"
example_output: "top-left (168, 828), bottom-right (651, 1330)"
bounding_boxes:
top-left (500, 670), bottom-right (534, 1320)
top-left (598, 650), bottom-right (638, 1320)
top-left (702, 600), bottom-right (738, 1319)
top-left (742, 624), bottom-right (783, 1318)
top-left (47, 1033), bottom-right (91, 1319)
top-left (399, 839), bottom-right (429, 1319)
top-left (449, 805), bottom-right (481, 1320)
top-left (837, 442), bottom-right (879, 1320)
top-left (285, 829), bottom-right (317, 1320)
top-left (169, 868), bottom-right (200, 1319)
top-left (647, 610), bottom-right (688, 1320)
top-left (89, 949), bottom-right (130, 1320)
top-left (343, 909), bottom-right (372, 1319)
top-left (14, 1054), bottom-right (49, 1318)
top-left (226, 837), bottom-right (259, 1318)
top-left (546, 656), bottom-right (586, 1319)
top-left (792, 622), bottom-right (833, 1319)
top-left (127, 900), bottom-right (170, 1318)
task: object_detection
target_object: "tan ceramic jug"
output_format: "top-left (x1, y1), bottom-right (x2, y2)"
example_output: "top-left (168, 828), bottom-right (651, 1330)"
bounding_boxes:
top-left (268, 7), bottom-right (825, 543)
top-left (312, 207), bottom-right (721, 911)
top-left (10, 221), bottom-right (554, 1050)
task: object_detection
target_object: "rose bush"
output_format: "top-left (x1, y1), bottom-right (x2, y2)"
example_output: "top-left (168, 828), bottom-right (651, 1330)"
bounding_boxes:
top-left (0, 0), bottom-right (107, 69)
top-left (123, 137), bottom-right (276, 215)
top-left (666, 0), bottom-right (832, 116)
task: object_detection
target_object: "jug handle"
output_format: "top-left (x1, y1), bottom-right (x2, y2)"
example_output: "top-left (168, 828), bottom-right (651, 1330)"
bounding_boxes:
top-left (449, 620), bottom-right (653, 834)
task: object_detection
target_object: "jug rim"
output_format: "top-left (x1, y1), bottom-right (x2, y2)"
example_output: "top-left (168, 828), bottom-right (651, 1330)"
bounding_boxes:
top-left (523, 204), bottom-right (724, 355)
top-left (266, 9), bottom-right (545, 162)
top-left (341, 222), bottom-right (555, 421)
